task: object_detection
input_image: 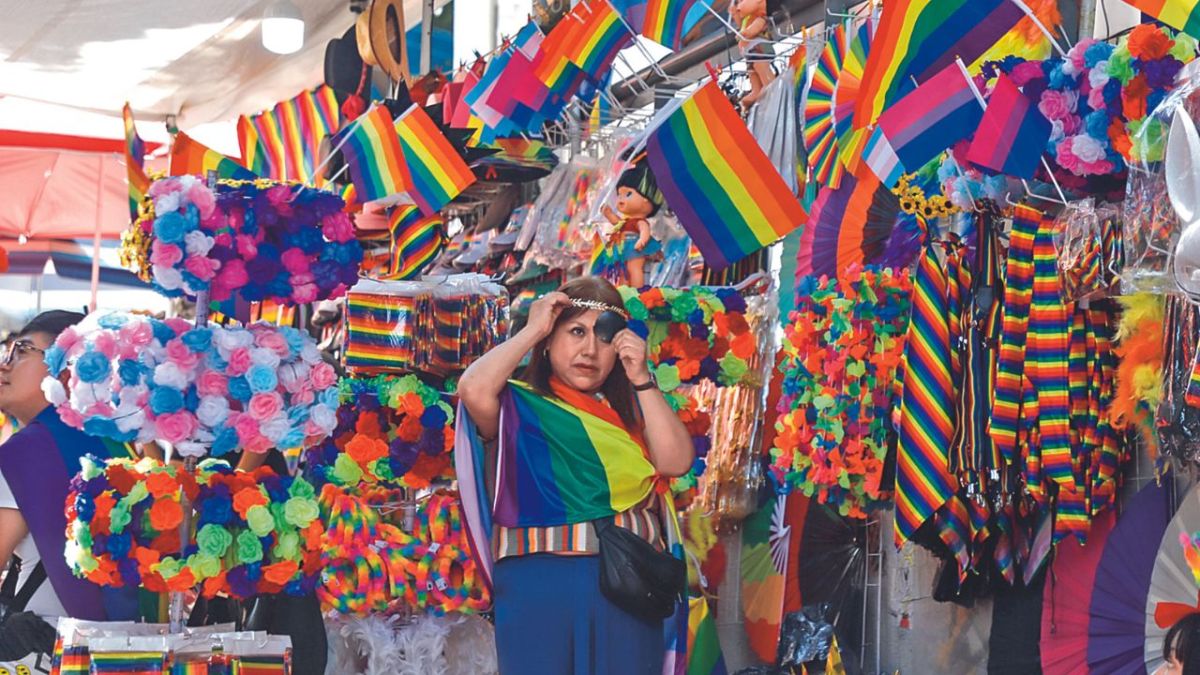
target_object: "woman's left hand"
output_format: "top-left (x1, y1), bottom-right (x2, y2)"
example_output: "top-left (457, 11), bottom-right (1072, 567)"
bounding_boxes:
top-left (612, 329), bottom-right (651, 385)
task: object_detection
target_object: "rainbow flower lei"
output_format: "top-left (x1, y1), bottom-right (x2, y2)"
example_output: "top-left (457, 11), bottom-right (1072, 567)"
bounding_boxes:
top-left (618, 286), bottom-right (757, 390)
top-left (64, 457), bottom-right (323, 598)
top-left (43, 312), bottom-right (340, 458)
top-left (304, 375), bottom-right (455, 490)
top-left (141, 176), bottom-right (362, 304)
top-left (770, 266), bottom-right (912, 518)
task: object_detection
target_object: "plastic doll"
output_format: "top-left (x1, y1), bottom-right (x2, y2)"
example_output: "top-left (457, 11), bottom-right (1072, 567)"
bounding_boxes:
top-left (736, 0), bottom-right (778, 109)
top-left (594, 158), bottom-right (664, 288)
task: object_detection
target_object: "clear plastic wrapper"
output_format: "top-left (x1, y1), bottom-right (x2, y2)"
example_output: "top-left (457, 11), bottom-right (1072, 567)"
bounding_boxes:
top-left (776, 604), bottom-right (835, 667)
top-left (1053, 199), bottom-right (1123, 302)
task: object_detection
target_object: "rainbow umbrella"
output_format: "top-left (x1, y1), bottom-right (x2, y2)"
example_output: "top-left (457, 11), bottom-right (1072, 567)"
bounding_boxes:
top-left (795, 170), bottom-right (900, 279)
top-left (803, 22), bottom-right (846, 190)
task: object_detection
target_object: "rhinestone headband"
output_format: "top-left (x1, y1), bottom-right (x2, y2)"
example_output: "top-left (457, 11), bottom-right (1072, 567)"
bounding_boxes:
top-left (569, 298), bottom-right (630, 319)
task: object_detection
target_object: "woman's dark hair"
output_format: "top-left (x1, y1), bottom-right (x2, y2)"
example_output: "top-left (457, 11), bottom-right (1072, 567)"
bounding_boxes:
top-left (17, 310), bottom-right (86, 340)
top-left (520, 277), bottom-right (639, 429)
top-left (1165, 613), bottom-right (1200, 673)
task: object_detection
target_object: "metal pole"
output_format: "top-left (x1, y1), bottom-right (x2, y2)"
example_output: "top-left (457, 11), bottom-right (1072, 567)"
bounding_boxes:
top-left (1078, 0), bottom-right (1097, 41)
top-left (420, 0), bottom-right (435, 74)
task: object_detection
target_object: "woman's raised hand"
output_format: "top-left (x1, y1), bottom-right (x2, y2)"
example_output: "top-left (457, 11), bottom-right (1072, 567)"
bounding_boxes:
top-left (524, 292), bottom-right (571, 340)
top-left (612, 329), bottom-right (651, 384)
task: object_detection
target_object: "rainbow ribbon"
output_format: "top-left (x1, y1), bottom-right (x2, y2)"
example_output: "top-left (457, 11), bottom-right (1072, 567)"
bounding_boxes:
top-left (1029, 214), bottom-right (1074, 491)
top-left (990, 205), bottom-right (1038, 463)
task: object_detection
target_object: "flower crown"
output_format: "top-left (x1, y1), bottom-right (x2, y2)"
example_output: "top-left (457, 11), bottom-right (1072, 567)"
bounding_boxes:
top-left (569, 298), bottom-right (629, 319)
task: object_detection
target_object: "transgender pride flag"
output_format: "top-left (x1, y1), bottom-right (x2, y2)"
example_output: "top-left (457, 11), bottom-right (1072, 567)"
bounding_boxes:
top-left (966, 73), bottom-right (1051, 179)
top-left (861, 61), bottom-right (982, 187)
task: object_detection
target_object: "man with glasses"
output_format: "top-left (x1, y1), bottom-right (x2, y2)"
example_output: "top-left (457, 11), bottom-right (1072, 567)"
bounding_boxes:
top-left (0, 311), bottom-right (138, 667)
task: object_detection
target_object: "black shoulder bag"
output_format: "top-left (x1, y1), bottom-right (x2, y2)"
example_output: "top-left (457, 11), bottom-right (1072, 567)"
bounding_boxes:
top-left (592, 516), bottom-right (686, 622)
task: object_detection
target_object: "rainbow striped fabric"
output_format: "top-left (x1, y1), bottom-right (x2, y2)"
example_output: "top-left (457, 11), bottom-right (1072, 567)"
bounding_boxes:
top-left (647, 81), bottom-right (808, 270)
top-left (861, 62), bottom-right (983, 187)
top-left (238, 86), bottom-right (341, 183)
top-left (895, 233), bottom-right (957, 547)
top-left (989, 205), bottom-right (1039, 463)
top-left (1125, 0), bottom-right (1200, 39)
top-left (387, 209), bottom-right (444, 280)
top-left (344, 291), bottom-right (418, 372)
top-left (558, 0), bottom-right (632, 76)
top-left (86, 651), bottom-right (167, 674)
top-left (687, 596), bottom-right (728, 674)
top-left (170, 659), bottom-right (210, 674)
top-left (169, 131), bottom-right (256, 181)
top-left (493, 381), bottom-right (658, 527)
top-left (853, 0), bottom-right (1025, 130)
top-left (641, 0), bottom-right (702, 49)
top-left (1030, 213), bottom-right (1073, 490)
top-left (966, 73), bottom-right (1051, 179)
top-left (336, 105), bottom-right (412, 204)
top-left (122, 103), bottom-right (150, 221)
top-left (394, 105), bottom-right (475, 215)
top-left (231, 657), bottom-right (288, 674)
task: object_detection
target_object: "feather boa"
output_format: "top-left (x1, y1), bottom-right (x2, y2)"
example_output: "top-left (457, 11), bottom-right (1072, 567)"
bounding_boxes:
top-left (326, 614), bottom-right (497, 675)
top-left (1113, 293), bottom-right (1165, 455)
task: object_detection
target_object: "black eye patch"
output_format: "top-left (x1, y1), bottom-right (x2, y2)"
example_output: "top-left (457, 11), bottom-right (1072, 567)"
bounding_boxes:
top-left (593, 311), bottom-right (627, 344)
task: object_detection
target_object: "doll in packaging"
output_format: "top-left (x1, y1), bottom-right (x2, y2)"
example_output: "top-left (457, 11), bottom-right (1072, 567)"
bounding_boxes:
top-left (591, 156), bottom-right (664, 288)
top-left (734, 0), bottom-right (778, 109)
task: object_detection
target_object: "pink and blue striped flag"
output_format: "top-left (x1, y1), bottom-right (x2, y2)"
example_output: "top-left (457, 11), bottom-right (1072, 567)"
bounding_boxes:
top-left (861, 61), bottom-right (983, 187)
top-left (966, 73), bottom-right (1051, 179)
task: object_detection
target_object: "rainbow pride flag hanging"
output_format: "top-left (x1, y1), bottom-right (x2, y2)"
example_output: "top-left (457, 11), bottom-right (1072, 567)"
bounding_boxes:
top-left (861, 62), bottom-right (983, 187)
top-left (394, 105), bottom-right (476, 215)
top-left (559, 0), bottom-right (632, 76)
top-left (646, 81), bottom-right (808, 270)
top-left (169, 131), bottom-right (257, 181)
top-left (336, 105), bottom-right (412, 204)
top-left (122, 103), bottom-right (151, 221)
top-left (86, 651), bottom-right (167, 674)
top-left (493, 381), bottom-right (658, 526)
top-left (1125, 0), bottom-right (1200, 39)
top-left (239, 86), bottom-right (341, 182)
top-left (642, 0), bottom-right (702, 50)
top-left (966, 73), bottom-right (1051, 179)
top-left (852, 0), bottom-right (1025, 130)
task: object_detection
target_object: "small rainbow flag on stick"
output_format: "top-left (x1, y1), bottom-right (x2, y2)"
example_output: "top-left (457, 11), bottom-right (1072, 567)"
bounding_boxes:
top-left (169, 131), bottom-right (257, 181)
top-left (122, 103), bottom-right (151, 221)
top-left (335, 105), bottom-right (412, 204)
top-left (966, 73), bottom-right (1051, 179)
top-left (1125, 0), bottom-right (1200, 39)
top-left (642, 0), bottom-right (702, 50)
top-left (394, 105), bottom-right (476, 215)
top-left (559, 0), bottom-right (632, 75)
top-left (646, 81), bottom-right (808, 270)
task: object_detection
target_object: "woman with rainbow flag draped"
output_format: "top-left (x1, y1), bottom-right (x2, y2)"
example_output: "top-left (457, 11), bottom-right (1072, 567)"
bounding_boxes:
top-left (456, 276), bottom-right (695, 674)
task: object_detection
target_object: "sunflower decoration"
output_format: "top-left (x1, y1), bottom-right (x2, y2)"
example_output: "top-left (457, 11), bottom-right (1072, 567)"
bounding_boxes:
top-left (894, 174), bottom-right (957, 220)
top-left (118, 172), bottom-right (163, 282)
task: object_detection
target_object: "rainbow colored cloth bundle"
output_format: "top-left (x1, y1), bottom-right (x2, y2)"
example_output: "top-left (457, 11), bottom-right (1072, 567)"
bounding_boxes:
top-left (343, 276), bottom-right (509, 376)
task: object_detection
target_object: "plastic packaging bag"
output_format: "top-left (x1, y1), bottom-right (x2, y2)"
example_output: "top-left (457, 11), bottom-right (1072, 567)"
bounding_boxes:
top-left (1054, 199), bottom-right (1123, 302)
top-left (776, 604), bottom-right (835, 667)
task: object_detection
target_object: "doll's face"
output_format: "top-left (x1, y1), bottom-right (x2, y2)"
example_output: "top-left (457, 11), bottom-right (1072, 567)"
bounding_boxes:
top-left (615, 186), bottom-right (654, 219)
top-left (737, 0), bottom-right (765, 18)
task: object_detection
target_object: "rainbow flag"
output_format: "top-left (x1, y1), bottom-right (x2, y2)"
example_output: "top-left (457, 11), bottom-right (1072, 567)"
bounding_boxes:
top-left (687, 596), bottom-right (728, 674)
top-left (394, 105), bottom-right (476, 215)
top-left (966, 73), bottom-right (1051, 179)
top-left (169, 131), bottom-right (257, 181)
top-left (646, 81), bottom-right (808, 270)
top-left (239, 86), bottom-right (341, 182)
top-left (642, 0), bottom-right (702, 50)
top-left (559, 0), bottom-right (632, 76)
top-left (493, 381), bottom-right (658, 526)
top-left (335, 105), bottom-right (412, 204)
top-left (853, 0), bottom-right (1025, 129)
top-left (344, 292), bottom-right (418, 372)
top-left (387, 209), bottom-right (444, 280)
top-left (122, 103), bottom-right (151, 221)
top-left (171, 660), bottom-right (210, 675)
top-left (233, 657), bottom-right (288, 674)
top-left (861, 62), bottom-right (983, 187)
top-left (1126, 0), bottom-right (1200, 38)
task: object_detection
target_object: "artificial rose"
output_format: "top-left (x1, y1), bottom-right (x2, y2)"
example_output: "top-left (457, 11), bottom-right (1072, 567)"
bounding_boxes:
top-left (156, 411), bottom-right (198, 445)
top-left (145, 471), bottom-right (179, 499)
top-left (197, 524), bottom-right (234, 558)
top-left (311, 362), bottom-right (338, 390)
top-left (1128, 22), bottom-right (1174, 60)
top-left (235, 530), bottom-right (264, 564)
top-left (149, 243), bottom-right (184, 267)
top-left (248, 392), bottom-right (284, 421)
top-left (253, 330), bottom-right (291, 357)
top-left (149, 499), bottom-right (184, 532)
top-left (262, 560), bottom-right (300, 586)
top-left (284, 498), bottom-right (319, 528)
top-left (246, 504), bottom-right (275, 537)
top-left (232, 488), bottom-right (268, 518)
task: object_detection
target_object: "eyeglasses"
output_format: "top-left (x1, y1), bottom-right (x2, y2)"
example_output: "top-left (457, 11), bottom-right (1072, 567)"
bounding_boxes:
top-left (0, 340), bottom-right (45, 367)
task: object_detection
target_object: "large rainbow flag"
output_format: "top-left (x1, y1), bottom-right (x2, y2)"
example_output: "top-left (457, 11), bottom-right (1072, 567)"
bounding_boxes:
top-left (860, 62), bottom-right (983, 187)
top-left (335, 105), bottom-right (412, 204)
top-left (122, 103), bottom-right (151, 221)
top-left (169, 131), bottom-right (256, 181)
top-left (1125, 0), bottom-right (1200, 39)
top-left (394, 105), bottom-right (476, 215)
top-left (238, 86), bottom-right (341, 182)
top-left (852, 0), bottom-right (1025, 130)
top-left (646, 81), bottom-right (808, 270)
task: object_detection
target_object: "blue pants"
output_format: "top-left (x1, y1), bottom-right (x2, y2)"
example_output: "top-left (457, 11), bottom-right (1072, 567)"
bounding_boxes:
top-left (493, 554), bottom-right (665, 675)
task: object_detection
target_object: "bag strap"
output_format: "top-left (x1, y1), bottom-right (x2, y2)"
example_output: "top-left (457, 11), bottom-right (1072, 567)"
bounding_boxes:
top-left (0, 556), bottom-right (21, 607)
top-left (11, 562), bottom-right (45, 614)
top-left (592, 516), bottom-right (616, 536)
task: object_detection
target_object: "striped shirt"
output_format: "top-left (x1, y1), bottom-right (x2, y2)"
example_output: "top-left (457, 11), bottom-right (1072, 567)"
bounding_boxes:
top-left (494, 493), bottom-right (664, 559)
